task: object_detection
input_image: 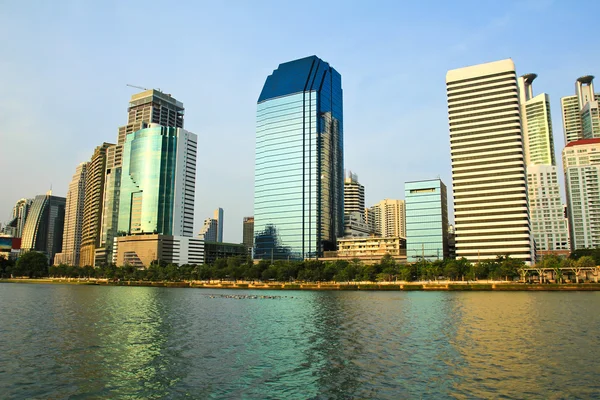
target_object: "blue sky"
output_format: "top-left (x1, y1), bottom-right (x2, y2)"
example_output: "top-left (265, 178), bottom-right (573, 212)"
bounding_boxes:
top-left (1, 0), bottom-right (598, 243)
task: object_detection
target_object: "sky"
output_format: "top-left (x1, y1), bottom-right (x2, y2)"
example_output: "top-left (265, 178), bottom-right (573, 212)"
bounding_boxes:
top-left (1, 0), bottom-right (599, 243)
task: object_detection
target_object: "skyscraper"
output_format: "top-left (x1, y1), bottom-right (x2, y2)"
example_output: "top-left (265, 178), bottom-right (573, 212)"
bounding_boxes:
top-left (20, 192), bottom-right (66, 264)
top-left (199, 218), bottom-right (218, 242)
top-left (367, 199), bottom-right (406, 238)
top-left (405, 179), bottom-right (449, 262)
top-left (254, 55), bottom-right (344, 260)
top-left (80, 143), bottom-right (112, 266)
top-left (54, 162), bottom-right (88, 266)
top-left (344, 171), bottom-right (365, 217)
top-left (242, 216), bottom-right (254, 251)
top-left (117, 124), bottom-right (196, 237)
top-left (518, 74), bottom-right (569, 254)
top-left (561, 76), bottom-right (600, 144)
top-left (563, 138), bottom-right (600, 250)
top-left (99, 90), bottom-right (186, 264)
top-left (4, 198), bottom-right (33, 238)
top-left (214, 208), bottom-right (223, 242)
top-left (446, 59), bottom-right (533, 264)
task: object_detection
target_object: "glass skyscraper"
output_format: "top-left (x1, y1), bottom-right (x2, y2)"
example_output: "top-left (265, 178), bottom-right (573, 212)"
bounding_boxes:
top-left (117, 124), bottom-right (197, 237)
top-left (254, 55), bottom-right (344, 260)
top-left (405, 179), bottom-right (448, 262)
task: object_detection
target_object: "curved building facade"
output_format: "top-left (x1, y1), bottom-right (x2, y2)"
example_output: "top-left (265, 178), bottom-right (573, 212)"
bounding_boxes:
top-left (254, 55), bottom-right (344, 260)
top-left (20, 193), bottom-right (66, 264)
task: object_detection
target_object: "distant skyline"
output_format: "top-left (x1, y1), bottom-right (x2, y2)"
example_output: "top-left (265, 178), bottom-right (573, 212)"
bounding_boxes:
top-left (2, 0), bottom-right (599, 243)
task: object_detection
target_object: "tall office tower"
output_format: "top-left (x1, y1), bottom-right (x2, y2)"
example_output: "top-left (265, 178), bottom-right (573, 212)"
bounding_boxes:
top-left (214, 208), bottom-right (224, 242)
top-left (5, 198), bottom-right (33, 238)
top-left (563, 139), bottom-right (600, 250)
top-left (54, 162), bottom-right (88, 266)
top-left (20, 192), bottom-right (66, 264)
top-left (405, 179), bottom-right (449, 262)
top-left (253, 55), bottom-right (344, 260)
top-left (344, 171), bottom-right (365, 217)
top-left (79, 143), bottom-right (112, 266)
top-left (99, 90), bottom-right (186, 265)
top-left (243, 216), bottom-right (254, 250)
top-left (518, 74), bottom-right (569, 254)
top-left (117, 124), bottom-right (197, 237)
top-left (561, 76), bottom-right (600, 144)
top-left (446, 59), bottom-right (533, 264)
top-left (199, 218), bottom-right (218, 242)
top-left (368, 199), bottom-right (406, 238)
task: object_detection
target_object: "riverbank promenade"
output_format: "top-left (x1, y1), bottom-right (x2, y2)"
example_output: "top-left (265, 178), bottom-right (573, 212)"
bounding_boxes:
top-left (3, 278), bottom-right (600, 291)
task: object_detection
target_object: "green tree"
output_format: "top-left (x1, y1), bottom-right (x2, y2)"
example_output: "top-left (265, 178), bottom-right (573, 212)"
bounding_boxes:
top-left (16, 252), bottom-right (49, 278)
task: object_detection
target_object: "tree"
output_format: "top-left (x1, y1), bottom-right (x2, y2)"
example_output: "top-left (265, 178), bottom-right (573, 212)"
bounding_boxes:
top-left (16, 252), bottom-right (49, 278)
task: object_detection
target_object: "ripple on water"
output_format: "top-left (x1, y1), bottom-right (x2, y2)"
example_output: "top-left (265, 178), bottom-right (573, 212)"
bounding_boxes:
top-left (1, 286), bottom-right (600, 399)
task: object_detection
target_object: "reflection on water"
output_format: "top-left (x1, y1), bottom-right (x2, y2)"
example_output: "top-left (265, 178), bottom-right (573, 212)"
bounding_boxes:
top-left (1, 285), bottom-right (599, 399)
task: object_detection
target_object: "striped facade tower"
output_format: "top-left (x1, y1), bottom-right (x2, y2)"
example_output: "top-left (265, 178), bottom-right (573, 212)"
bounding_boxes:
top-left (446, 59), bottom-right (533, 264)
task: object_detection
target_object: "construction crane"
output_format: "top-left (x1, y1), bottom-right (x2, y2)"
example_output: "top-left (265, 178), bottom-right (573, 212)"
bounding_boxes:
top-left (126, 84), bottom-right (148, 91)
top-left (126, 84), bottom-right (162, 93)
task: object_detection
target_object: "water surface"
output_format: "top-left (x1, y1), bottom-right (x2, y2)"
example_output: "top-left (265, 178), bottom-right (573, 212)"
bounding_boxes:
top-left (1, 284), bottom-right (599, 399)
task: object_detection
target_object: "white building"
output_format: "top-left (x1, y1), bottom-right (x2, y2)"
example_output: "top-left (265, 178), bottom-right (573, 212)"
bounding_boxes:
top-left (367, 199), bottom-right (406, 238)
top-left (518, 74), bottom-right (569, 254)
top-left (54, 162), bottom-right (88, 265)
top-left (446, 59), bottom-right (533, 264)
top-left (561, 76), bottom-right (600, 144)
top-left (344, 171), bottom-right (365, 217)
top-left (563, 138), bottom-right (600, 250)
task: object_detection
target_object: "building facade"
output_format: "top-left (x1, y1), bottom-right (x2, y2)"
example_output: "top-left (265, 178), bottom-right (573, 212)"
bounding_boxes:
top-left (54, 162), bottom-right (88, 266)
top-left (323, 236), bottom-right (406, 265)
top-left (561, 76), bottom-right (600, 144)
top-left (199, 218), bottom-right (218, 242)
top-left (99, 90), bottom-right (186, 265)
top-left (117, 124), bottom-right (197, 237)
top-left (518, 74), bottom-right (569, 255)
top-left (242, 216), bottom-right (254, 251)
top-left (446, 59), bottom-right (533, 264)
top-left (20, 192), bottom-right (66, 264)
top-left (115, 234), bottom-right (204, 267)
top-left (563, 138), bottom-right (600, 250)
top-left (203, 241), bottom-right (247, 265)
top-left (3, 198), bottom-right (33, 238)
top-left (254, 55), bottom-right (344, 260)
top-left (344, 171), bottom-right (365, 217)
top-left (343, 212), bottom-right (371, 237)
top-left (79, 143), bottom-right (112, 266)
top-left (405, 179), bottom-right (449, 262)
top-left (367, 199), bottom-right (406, 238)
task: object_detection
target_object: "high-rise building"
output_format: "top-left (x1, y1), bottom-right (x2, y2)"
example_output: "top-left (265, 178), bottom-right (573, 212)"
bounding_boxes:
top-left (563, 138), bottom-right (600, 250)
top-left (80, 143), bottom-right (112, 266)
top-left (561, 76), bottom-right (600, 144)
top-left (367, 199), bottom-right (406, 238)
top-left (253, 55), bottom-right (343, 260)
top-left (99, 90), bottom-right (187, 265)
top-left (214, 208), bottom-right (223, 242)
top-left (518, 74), bottom-right (569, 255)
top-left (199, 218), bottom-right (218, 242)
top-left (117, 124), bottom-right (197, 237)
top-left (446, 59), bottom-right (533, 264)
top-left (20, 192), bottom-right (66, 264)
top-left (243, 217), bottom-right (254, 250)
top-left (3, 198), bottom-right (33, 238)
top-left (54, 162), bottom-right (88, 266)
top-left (344, 171), bottom-right (365, 217)
top-left (405, 179), bottom-right (449, 262)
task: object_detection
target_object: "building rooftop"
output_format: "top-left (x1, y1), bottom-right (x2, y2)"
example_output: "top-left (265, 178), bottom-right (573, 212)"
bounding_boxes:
top-left (565, 138), bottom-right (600, 148)
top-left (258, 55), bottom-right (338, 103)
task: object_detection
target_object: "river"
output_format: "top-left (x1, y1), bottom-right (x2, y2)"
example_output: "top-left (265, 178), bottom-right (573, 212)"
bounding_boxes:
top-left (1, 283), bottom-right (599, 399)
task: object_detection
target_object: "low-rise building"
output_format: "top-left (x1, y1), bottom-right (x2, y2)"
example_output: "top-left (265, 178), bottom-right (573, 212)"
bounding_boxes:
top-left (322, 236), bottom-right (406, 265)
top-left (115, 235), bottom-right (204, 267)
top-left (203, 241), bottom-right (247, 265)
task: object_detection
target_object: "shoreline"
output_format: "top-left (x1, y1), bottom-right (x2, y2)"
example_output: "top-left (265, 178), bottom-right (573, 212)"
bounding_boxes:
top-left (2, 278), bottom-right (600, 291)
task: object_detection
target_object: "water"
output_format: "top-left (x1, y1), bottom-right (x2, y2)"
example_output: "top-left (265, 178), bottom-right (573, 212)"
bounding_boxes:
top-left (1, 284), bottom-right (599, 399)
